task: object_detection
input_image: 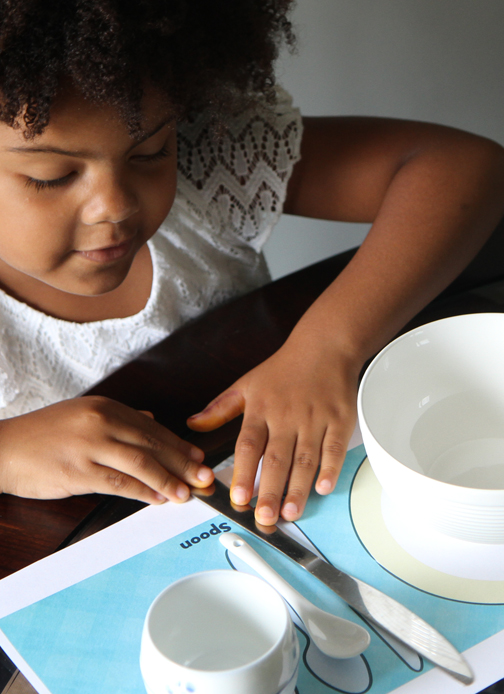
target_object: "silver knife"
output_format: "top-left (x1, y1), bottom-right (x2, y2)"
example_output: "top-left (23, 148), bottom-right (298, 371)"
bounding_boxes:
top-left (192, 479), bottom-right (473, 684)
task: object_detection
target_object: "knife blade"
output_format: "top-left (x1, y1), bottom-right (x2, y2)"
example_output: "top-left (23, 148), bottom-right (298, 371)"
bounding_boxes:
top-left (192, 479), bottom-right (473, 684)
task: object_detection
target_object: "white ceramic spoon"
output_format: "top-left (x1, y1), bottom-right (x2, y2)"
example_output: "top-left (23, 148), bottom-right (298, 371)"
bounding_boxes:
top-left (219, 532), bottom-right (371, 659)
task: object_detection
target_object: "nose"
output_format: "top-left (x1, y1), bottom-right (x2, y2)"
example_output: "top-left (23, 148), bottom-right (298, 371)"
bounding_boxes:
top-left (80, 169), bottom-right (139, 226)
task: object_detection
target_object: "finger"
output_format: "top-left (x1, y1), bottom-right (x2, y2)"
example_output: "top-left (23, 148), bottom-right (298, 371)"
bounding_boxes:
top-left (98, 441), bottom-right (197, 503)
top-left (230, 417), bottom-right (268, 506)
top-left (84, 397), bottom-right (207, 471)
top-left (77, 462), bottom-right (178, 505)
top-left (187, 389), bottom-right (245, 431)
top-left (315, 426), bottom-right (350, 495)
top-left (114, 411), bottom-right (213, 488)
top-left (254, 434), bottom-right (296, 526)
top-left (139, 410), bottom-right (155, 419)
top-left (280, 433), bottom-right (323, 521)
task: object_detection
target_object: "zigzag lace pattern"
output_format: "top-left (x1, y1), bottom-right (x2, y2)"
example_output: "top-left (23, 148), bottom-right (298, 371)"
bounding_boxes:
top-left (177, 95), bottom-right (301, 250)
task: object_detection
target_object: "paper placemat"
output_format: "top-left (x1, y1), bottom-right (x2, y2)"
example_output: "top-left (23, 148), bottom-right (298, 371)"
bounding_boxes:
top-left (0, 445), bottom-right (503, 694)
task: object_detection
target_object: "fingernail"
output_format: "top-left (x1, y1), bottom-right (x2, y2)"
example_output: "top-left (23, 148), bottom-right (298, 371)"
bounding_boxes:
top-left (176, 484), bottom-right (189, 501)
top-left (188, 406), bottom-right (210, 420)
top-left (317, 478), bottom-right (332, 493)
top-left (257, 505), bottom-right (274, 520)
top-left (155, 493), bottom-right (167, 503)
top-left (282, 502), bottom-right (298, 517)
top-left (231, 487), bottom-right (248, 505)
top-left (197, 467), bottom-right (213, 483)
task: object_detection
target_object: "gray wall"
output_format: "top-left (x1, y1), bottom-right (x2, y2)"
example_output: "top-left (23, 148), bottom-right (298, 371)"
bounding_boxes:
top-left (264, 0), bottom-right (504, 279)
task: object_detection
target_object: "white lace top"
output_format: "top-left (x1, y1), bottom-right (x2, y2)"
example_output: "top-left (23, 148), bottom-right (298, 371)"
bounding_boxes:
top-left (0, 89), bottom-right (302, 418)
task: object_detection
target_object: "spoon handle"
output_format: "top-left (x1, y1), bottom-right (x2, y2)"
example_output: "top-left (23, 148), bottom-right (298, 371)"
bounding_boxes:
top-left (220, 532), bottom-right (310, 617)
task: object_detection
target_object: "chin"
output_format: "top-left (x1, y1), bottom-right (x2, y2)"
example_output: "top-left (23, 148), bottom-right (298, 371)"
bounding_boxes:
top-left (76, 259), bottom-right (136, 295)
top-left (65, 271), bottom-right (130, 297)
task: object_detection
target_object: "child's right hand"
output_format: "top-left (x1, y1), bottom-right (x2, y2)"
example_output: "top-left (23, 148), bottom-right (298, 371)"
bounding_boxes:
top-left (0, 396), bottom-right (213, 503)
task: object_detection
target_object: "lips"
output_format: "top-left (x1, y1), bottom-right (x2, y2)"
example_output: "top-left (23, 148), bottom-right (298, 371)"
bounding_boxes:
top-left (76, 237), bottom-right (135, 263)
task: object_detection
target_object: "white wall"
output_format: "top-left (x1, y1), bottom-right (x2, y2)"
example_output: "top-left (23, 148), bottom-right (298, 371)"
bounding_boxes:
top-left (264, 0), bottom-right (504, 279)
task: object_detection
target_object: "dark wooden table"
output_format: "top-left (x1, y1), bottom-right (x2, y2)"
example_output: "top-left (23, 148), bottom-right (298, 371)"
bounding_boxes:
top-left (2, 228), bottom-right (504, 693)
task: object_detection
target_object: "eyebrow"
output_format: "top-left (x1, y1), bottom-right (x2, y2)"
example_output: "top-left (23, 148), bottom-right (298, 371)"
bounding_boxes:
top-left (4, 119), bottom-right (170, 157)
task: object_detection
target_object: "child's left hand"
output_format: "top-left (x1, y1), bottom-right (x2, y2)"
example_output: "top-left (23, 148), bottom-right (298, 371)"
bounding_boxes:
top-left (187, 334), bottom-right (361, 526)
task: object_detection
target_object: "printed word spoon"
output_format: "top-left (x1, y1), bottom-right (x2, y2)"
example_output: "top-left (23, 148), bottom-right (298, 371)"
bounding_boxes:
top-left (220, 532), bottom-right (371, 659)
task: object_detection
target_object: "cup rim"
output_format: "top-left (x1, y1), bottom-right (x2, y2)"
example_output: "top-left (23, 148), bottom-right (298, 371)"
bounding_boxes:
top-left (143, 569), bottom-right (293, 675)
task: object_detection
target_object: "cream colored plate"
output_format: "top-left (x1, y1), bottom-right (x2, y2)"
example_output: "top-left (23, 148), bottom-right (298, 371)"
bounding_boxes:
top-left (350, 458), bottom-right (504, 604)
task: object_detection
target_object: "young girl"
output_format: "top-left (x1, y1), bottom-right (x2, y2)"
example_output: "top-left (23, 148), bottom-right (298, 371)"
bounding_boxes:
top-left (0, 0), bottom-right (503, 527)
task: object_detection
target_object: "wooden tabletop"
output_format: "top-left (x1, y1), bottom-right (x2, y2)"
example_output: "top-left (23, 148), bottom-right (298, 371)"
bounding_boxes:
top-left (2, 225), bottom-right (504, 693)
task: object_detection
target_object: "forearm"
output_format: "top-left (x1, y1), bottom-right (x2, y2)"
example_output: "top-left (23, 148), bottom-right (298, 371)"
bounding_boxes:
top-left (284, 131), bottom-right (504, 366)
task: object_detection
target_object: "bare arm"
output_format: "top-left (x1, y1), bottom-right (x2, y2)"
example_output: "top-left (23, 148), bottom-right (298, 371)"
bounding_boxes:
top-left (284, 116), bottom-right (504, 358)
top-left (188, 116), bottom-right (504, 524)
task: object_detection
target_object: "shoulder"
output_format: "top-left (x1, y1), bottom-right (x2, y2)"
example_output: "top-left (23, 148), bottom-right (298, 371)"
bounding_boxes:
top-left (178, 85), bottom-right (301, 135)
top-left (177, 86), bottom-right (303, 186)
top-left (172, 87), bottom-right (302, 251)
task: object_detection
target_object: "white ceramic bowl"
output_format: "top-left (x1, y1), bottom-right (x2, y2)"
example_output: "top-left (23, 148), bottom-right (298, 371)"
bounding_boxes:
top-left (357, 313), bottom-right (504, 544)
top-left (140, 570), bottom-right (299, 694)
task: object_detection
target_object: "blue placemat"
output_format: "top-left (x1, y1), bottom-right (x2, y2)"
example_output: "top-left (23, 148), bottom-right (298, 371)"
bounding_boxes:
top-left (1, 444), bottom-right (503, 694)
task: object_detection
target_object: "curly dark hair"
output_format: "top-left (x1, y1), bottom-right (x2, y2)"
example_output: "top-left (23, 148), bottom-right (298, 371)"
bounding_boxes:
top-left (0, 0), bottom-right (296, 138)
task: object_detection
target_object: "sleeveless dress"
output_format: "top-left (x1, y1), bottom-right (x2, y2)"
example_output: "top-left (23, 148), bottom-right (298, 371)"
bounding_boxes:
top-left (0, 89), bottom-right (302, 418)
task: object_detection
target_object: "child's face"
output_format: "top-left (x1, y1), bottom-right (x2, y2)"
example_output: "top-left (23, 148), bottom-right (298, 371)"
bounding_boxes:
top-left (0, 87), bottom-right (177, 297)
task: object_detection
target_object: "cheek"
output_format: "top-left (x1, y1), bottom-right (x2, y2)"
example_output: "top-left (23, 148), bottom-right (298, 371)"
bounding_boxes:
top-left (0, 191), bottom-right (75, 269)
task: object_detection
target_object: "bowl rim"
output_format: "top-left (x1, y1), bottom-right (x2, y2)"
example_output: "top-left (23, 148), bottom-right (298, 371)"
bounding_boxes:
top-left (357, 312), bottom-right (504, 498)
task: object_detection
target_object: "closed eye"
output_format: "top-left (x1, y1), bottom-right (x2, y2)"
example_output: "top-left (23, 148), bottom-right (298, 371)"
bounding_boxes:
top-left (23, 143), bottom-right (171, 193)
top-left (131, 145), bottom-right (171, 163)
top-left (24, 172), bottom-right (75, 192)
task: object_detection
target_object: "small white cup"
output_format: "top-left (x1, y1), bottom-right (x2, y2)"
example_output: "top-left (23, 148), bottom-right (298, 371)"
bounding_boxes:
top-left (140, 569), bottom-right (300, 694)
